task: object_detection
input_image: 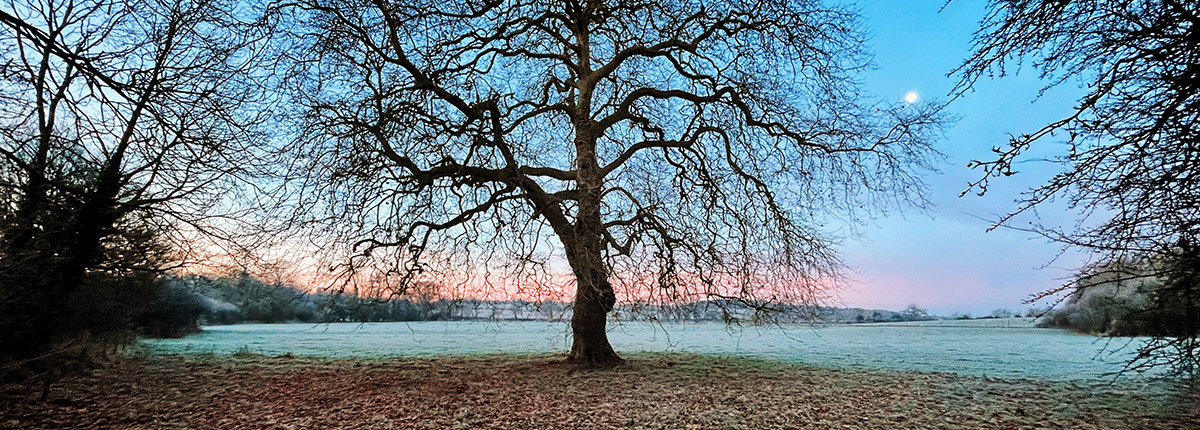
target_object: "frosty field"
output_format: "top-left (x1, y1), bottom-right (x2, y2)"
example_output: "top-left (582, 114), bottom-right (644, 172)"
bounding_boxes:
top-left (143, 319), bottom-right (1164, 382)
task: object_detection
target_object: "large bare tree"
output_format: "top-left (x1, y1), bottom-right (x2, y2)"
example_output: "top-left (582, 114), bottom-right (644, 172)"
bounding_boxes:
top-left (280, 0), bottom-right (945, 363)
top-left (956, 0), bottom-right (1199, 376)
top-left (0, 0), bottom-right (273, 361)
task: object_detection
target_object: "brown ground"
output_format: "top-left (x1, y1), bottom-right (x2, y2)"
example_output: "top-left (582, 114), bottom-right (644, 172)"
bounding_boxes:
top-left (1, 353), bottom-right (1196, 429)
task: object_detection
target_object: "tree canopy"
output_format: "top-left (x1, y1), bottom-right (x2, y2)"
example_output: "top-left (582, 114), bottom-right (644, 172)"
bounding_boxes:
top-left (279, 0), bottom-right (946, 363)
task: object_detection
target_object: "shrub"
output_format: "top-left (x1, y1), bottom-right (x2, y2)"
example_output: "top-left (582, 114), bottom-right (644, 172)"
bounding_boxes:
top-left (136, 279), bottom-right (209, 338)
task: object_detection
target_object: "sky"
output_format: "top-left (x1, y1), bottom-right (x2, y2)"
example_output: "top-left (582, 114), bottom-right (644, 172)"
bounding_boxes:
top-left (837, 1), bottom-right (1091, 315)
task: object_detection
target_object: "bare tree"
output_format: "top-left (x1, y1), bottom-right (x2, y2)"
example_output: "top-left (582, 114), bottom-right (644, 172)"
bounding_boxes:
top-left (0, 0), bottom-right (273, 361)
top-left (956, 0), bottom-right (1199, 376)
top-left (280, 0), bottom-right (946, 364)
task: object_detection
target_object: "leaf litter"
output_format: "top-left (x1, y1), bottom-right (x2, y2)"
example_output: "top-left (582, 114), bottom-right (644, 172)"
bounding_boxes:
top-left (1, 353), bottom-right (1195, 429)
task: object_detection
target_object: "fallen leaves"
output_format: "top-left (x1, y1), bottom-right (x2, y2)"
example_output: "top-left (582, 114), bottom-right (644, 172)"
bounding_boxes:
top-left (0, 353), bottom-right (1195, 429)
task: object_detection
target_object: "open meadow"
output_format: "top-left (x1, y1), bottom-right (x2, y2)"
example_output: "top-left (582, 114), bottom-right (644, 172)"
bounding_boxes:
top-left (3, 321), bottom-right (1198, 429)
top-left (145, 320), bottom-right (1163, 381)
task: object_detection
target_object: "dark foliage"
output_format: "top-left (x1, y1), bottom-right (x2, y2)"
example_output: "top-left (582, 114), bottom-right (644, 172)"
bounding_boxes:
top-left (136, 280), bottom-right (210, 339)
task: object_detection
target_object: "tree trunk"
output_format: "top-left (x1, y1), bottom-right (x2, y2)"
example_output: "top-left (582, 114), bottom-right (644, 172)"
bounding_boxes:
top-left (563, 150), bottom-right (622, 365)
top-left (566, 254), bottom-right (622, 365)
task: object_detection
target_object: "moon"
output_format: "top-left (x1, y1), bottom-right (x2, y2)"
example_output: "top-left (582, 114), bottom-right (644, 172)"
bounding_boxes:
top-left (904, 91), bottom-right (919, 104)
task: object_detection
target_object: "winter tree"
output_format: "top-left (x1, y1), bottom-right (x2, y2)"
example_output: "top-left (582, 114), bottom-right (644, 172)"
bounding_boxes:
top-left (280, 0), bottom-right (946, 363)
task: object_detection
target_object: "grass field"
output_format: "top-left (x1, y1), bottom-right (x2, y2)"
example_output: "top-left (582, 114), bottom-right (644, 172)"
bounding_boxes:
top-left (1, 353), bottom-right (1195, 429)
top-left (144, 320), bottom-right (1150, 380)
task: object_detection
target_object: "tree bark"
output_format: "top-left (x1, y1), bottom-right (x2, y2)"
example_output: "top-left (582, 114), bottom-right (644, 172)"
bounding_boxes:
top-left (565, 240), bottom-right (622, 365)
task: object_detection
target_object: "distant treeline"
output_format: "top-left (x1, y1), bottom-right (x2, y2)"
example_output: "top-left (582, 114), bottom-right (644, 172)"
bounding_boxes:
top-left (818, 305), bottom-right (938, 324)
top-left (814, 305), bottom-right (1034, 324)
top-left (142, 273), bottom-right (467, 337)
top-left (142, 274), bottom-right (1047, 340)
top-left (143, 274), bottom-right (979, 338)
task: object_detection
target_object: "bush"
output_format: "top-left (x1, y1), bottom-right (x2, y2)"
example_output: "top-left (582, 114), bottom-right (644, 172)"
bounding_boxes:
top-left (136, 279), bottom-right (209, 338)
top-left (1038, 258), bottom-right (1196, 338)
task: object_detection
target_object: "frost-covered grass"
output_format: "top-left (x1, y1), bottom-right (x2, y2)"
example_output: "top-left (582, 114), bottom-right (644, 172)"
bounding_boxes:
top-left (143, 321), bottom-right (1164, 382)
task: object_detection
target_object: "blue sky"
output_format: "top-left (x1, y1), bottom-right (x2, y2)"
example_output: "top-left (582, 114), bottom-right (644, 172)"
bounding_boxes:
top-left (838, 1), bottom-right (1091, 315)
